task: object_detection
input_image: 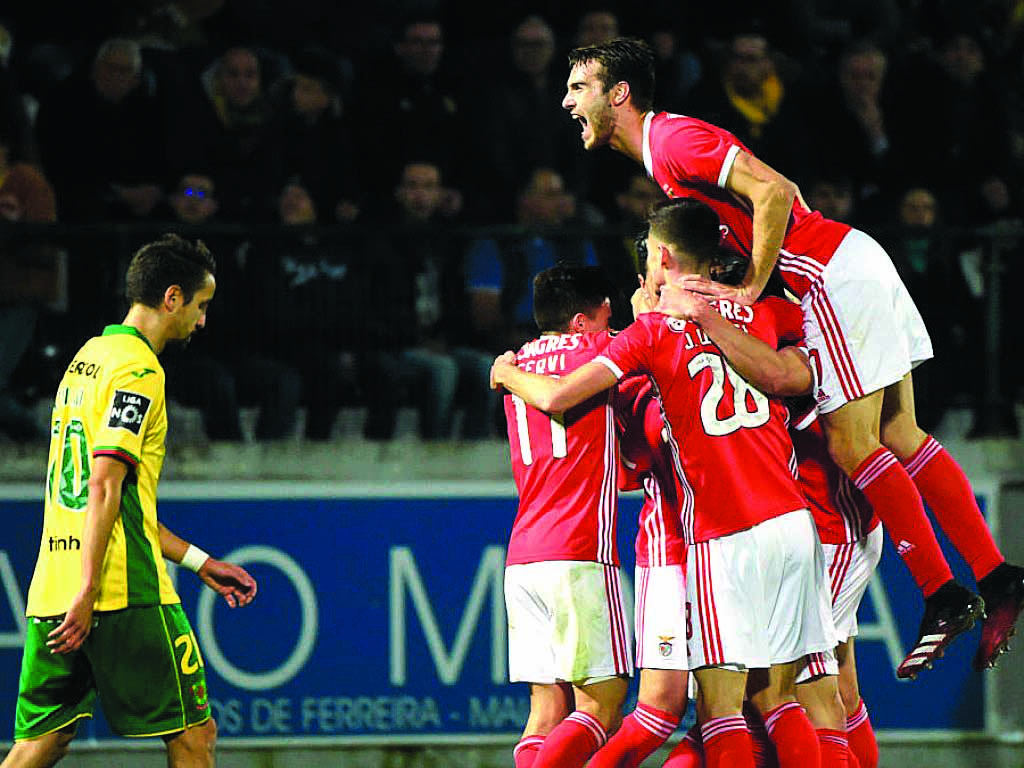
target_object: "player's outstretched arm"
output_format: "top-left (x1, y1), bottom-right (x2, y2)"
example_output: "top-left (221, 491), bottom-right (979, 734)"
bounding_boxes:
top-left (159, 523), bottom-right (258, 608)
top-left (659, 282), bottom-right (812, 397)
top-left (491, 355), bottom-right (617, 413)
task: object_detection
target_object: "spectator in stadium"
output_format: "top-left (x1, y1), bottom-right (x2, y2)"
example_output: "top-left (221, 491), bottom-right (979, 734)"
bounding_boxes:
top-left (158, 171), bottom-right (302, 442)
top-left (349, 16), bottom-right (471, 215)
top-left (808, 40), bottom-right (898, 226)
top-left (0, 21), bottom-right (39, 165)
top-left (574, 9), bottom-right (621, 47)
top-left (34, 37), bottom-right (165, 222)
top-left (465, 166), bottom-right (603, 355)
top-left (687, 27), bottom-right (815, 184)
top-left (240, 177), bottom-right (366, 441)
top-left (0, 128), bottom-right (57, 441)
top-left (266, 44), bottom-right (360, 223)
top-left (361, 160), bottom-right (494, 441)
top-left (888, 29), bottom-right (1018, 228)
top-left (803, 175), bottom-right (857, 225)
top-left (880, 186), bottom-right (979, 432)
top-left (475, 15), bottom-right (585, 221)
top-left (166, 45), bottom-right (277, 223)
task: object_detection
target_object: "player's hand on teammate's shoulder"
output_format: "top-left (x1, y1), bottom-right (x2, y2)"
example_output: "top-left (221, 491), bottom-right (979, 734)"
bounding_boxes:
top-left (658, 277), bottom-right (713, 322)
top-left (490, 351), bottom-right (517, 389)
top-left (198, 558), bottom-right (258, 608)
top-left (680, 274), bottom-right (758, 306)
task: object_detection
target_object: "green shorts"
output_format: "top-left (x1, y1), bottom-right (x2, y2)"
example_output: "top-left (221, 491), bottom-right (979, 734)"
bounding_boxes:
top-left (14, 603), bottom-right (211, 741)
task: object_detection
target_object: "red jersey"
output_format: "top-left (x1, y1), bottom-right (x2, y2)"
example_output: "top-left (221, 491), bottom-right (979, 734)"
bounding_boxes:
top-left (504, 331), bottom-right (620, 566)
top-left (597, 298), bottom-right (806, 544)
top-left (790, 405), bottom-right (881, 544)
top-left (642, 111), bottom-right (852, 297)
top-left (615, 375), bottom-right (686, 568)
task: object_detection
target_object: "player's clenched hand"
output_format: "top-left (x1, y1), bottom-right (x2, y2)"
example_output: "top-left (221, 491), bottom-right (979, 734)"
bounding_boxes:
top-left (658, 278), bottom-right (711, 322)
top-left (48, 590), bottom-right (95, 654)
top-left (490, 351), bottom-right (516, 389)
top-left (198, 558), bottom-right (258, 608)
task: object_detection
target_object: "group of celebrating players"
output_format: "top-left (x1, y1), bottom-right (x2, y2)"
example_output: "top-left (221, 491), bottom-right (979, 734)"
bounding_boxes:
top-left (489, 38), bottom-right (1024, 768)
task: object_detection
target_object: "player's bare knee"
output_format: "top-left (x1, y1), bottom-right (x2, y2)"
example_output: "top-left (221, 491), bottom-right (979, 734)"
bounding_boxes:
top-left (575, 676), bottom-right (629, 732)
top-left (796, 677), bottom-right (845, 730)
top-left (578, 699), bottom-right (623, 734)
top-left (879, 418), bottom-right (927, 461)
top-left (5, 728), bottom-right (75, 768)
top-left (638, 672), bottom-right (688, 717)
top-left (166, 718), bottom-right (216, 767)
top-left (837, 678), bottom-right (861, 715)
top-left (52, 728), bottom-right (75, 761)
top-left (195, 717), bottom-right (217, 759)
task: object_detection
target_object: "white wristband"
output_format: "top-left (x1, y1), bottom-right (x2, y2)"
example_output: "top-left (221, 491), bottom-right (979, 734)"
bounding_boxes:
top-left (181, 544), bottom-right (211, 572)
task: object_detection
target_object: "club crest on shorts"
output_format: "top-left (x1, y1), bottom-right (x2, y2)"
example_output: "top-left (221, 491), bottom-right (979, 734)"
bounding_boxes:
top-left (192, 681), bottom-right (209, 711)
top-left (658, 635), bottom-right (675, 657)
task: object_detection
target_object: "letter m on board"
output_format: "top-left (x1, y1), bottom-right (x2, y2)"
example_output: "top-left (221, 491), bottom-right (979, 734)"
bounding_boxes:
top-left (389, 545), bottom-right (507, 686)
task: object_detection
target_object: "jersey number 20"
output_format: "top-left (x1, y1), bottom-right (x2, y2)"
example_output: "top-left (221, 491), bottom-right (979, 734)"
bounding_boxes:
top-left (688, 352), bottom-right (769, 436)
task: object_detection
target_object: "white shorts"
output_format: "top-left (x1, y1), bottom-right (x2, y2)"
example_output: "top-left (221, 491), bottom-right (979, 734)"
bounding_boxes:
top-left (796, 525), bottom-right (883, 684)
top-left (505, 561), bottom-right (633, 684)
top-left (635, 564), bottom-right (688, 671)
top-left (800, 648), bottom-right (839, 681)
top-left (802, 228), bottom-right (933, 414)
top-left (686, 509), bottom-right (836, 670)
top-left (826, 525), bottom-right (884, 642)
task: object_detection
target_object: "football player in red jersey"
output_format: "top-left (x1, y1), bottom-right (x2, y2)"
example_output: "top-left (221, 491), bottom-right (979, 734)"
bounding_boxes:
top-left (501, 264), bottom-right (633, 768)
top-left (494, 200), bottom-right (833, 768)
top-left (560, 37), bottom-right (1022, 676)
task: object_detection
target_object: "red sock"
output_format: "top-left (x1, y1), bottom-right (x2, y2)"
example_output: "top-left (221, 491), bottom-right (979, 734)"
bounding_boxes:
top-left (764, 702), bottom-right (821, 768)
top-left (532, 711), bottom-right (607, 768)
top-left (663, 725), bottom-right (705, 768)
top-left (903, 436), bottom-right (1004, 581)
top-left (588, 702), bottom-right (680, 768)
top-left (851, 448), bottom-right (953, 596)
top-left (742, 701), bottom-right (779, 768)
top-left (847, 745), bottom-right (861, 768)
top-left (514, 735), bottom-right (545, 768)
top-left (846, 700), bottom-right (878, 768)
top-left (701, 715), bottom-right (754, 768)
top-left (817, 729), bottom-right (849, 768)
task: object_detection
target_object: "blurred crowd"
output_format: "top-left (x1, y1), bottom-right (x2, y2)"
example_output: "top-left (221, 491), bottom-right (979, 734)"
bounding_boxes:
top-left (1, 0), bottom-right (1022, 442)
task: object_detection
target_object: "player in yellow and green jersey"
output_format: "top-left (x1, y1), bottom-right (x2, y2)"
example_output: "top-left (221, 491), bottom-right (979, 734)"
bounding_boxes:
top-left (2, 234), bottom-right (257, 768)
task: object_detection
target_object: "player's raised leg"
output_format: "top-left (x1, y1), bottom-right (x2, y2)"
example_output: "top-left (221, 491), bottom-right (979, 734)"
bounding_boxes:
top-left (821, 393), bottom-right (984, 678)
top-left (881, 373), bottom-right (1024, 669)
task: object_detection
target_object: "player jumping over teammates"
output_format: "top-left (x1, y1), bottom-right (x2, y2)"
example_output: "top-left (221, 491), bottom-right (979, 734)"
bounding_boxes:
top-left (560, 37), bottom-right (1023, 677)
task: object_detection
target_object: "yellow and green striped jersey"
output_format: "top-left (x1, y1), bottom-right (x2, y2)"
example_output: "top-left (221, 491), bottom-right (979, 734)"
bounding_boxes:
top-left (26, 324), bottom-right (179, 616)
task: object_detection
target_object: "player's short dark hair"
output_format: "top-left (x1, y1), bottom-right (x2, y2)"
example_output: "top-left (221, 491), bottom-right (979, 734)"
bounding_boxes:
top-left (647, 198), bottom-right (721, 270)
top-left (632, 228), bottom-right (649, 273)
top-left (125, 233), bottom-right (216, 308)
top-left (568, 37), bottom-right (655, 111)
top-left (533, 264), bottom-right (610, 334)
